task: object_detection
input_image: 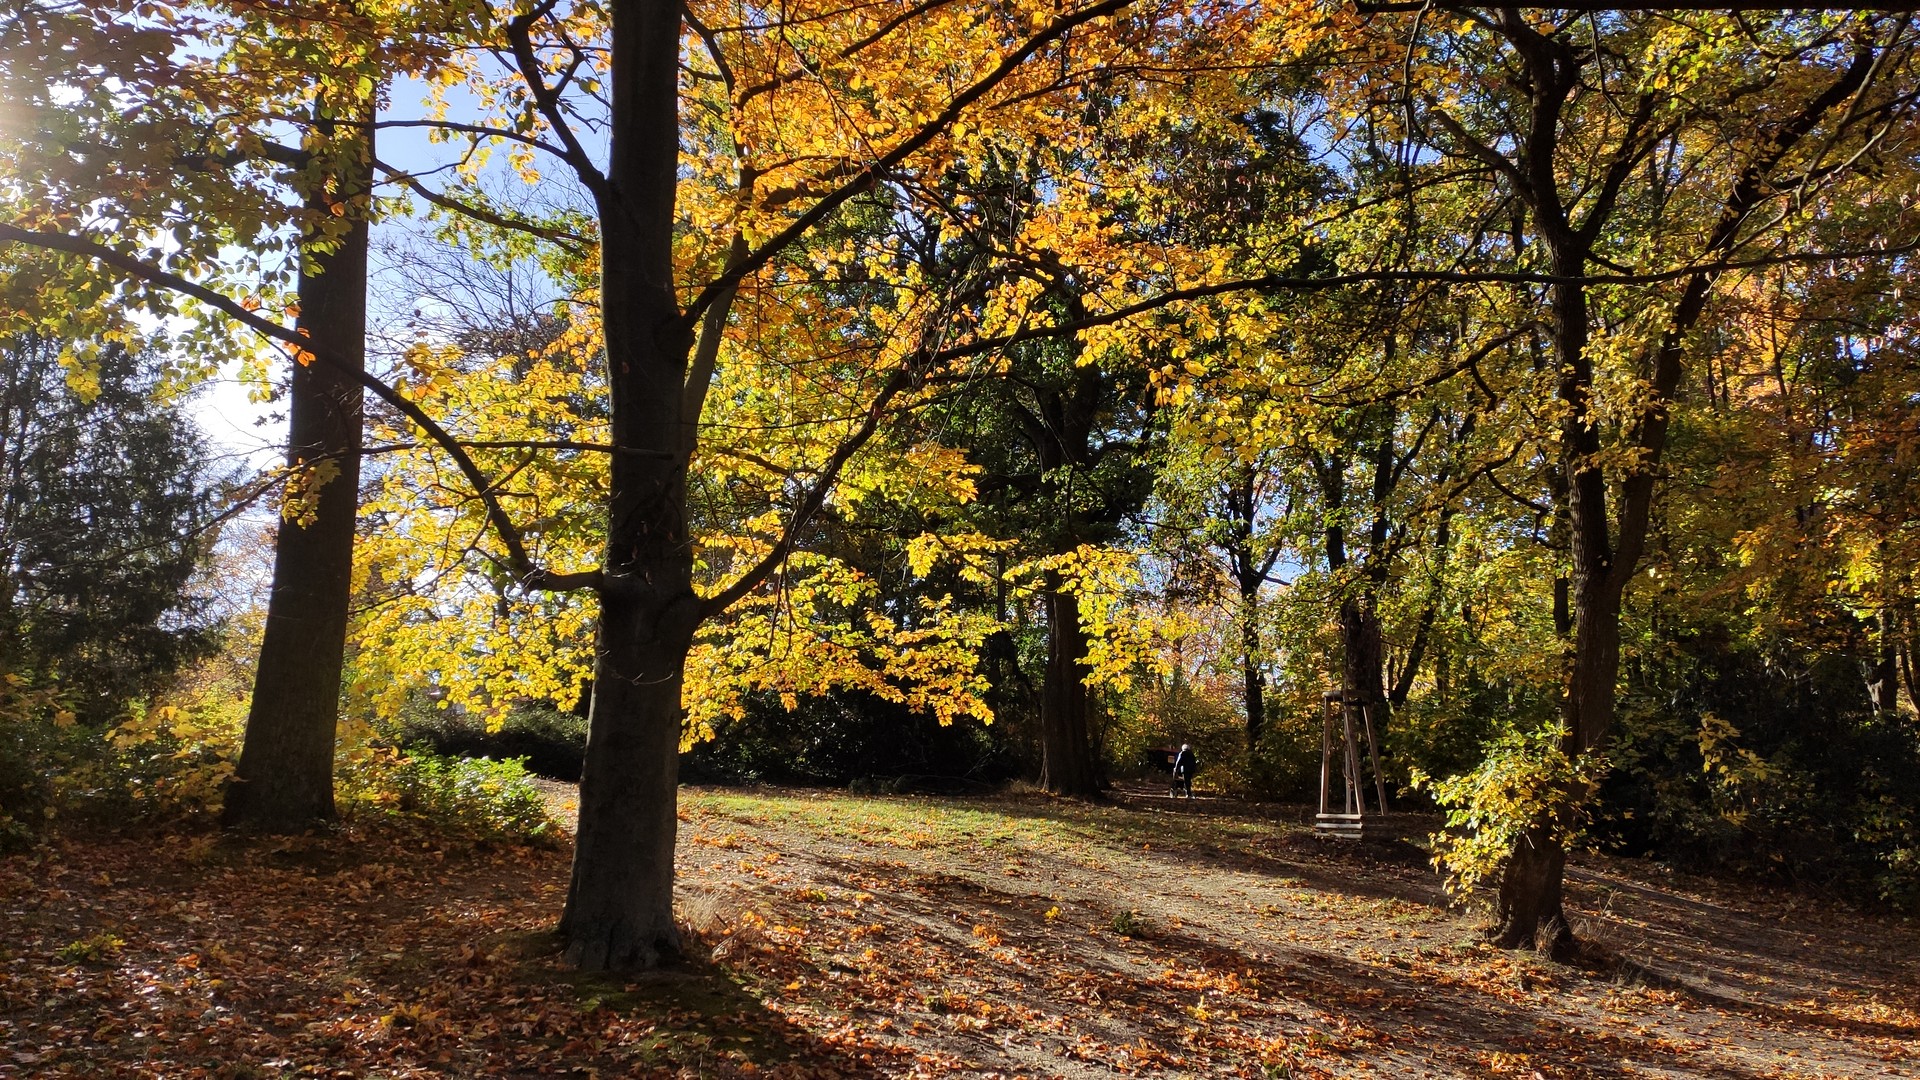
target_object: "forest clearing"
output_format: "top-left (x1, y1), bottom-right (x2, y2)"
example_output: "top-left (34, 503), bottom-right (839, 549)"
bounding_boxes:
top-left (12, 3), bottom-right (1920, 1075)
top-left (5, 786), bottom-right (1917, 1079)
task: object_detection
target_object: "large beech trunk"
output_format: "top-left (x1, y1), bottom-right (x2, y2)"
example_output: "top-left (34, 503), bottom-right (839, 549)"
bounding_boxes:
top-left (223, 118), bottom-right (370, 833)
top-left (557, 0), bottom-right (699, 970)
top-left (1021, 363), bottom-right (1108, 800)
top-left (560, 581), bottom-right (698, 968)
top-left (1039, 588), bottom-right (1102, 798)
top-left (1491, 822), bottom-right (1573, 958)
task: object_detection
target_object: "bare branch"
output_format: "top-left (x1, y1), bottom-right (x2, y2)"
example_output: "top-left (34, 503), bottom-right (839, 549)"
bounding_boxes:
top-left (364, 119), bottom-right (573, 160)
top-left (375, 158), bottom-right (593, 253)
top-left (0, 222), bottom-right (601, 593)
top-left (507, 0), bottom-right (610, 199)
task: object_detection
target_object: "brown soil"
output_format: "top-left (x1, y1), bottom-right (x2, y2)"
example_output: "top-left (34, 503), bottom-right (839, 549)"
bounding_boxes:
top-left (2, 783), bottom-right (1915, 1078)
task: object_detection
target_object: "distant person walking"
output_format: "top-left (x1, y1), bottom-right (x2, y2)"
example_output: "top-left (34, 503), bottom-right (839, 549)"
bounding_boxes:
top-left (1171, 743), bottom-right (1197, 799)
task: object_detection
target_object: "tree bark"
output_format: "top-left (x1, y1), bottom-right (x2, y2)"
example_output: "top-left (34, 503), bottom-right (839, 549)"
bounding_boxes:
top-left (1039, 587), bottom-right (1102, 798)
top-left (1317, 444), bottom-right (1392, 762)
top-left (1490, 821), bottom-right (1574, 959)
top-left (1491, 229), bottom-right (1599, 947)
top-left (1222, 466), bottom-right (1278, 752)
top-left (560, 579), bottom-right (699, 968)
top-left (1865, 607), bottom-right (1901, 720)
top-left (1898, 606), bottom-right (1920, 716)
top-left (1339, 591), bottom-right (1388, 743)
top-left (1479, 25), bottom-right (1876, 953)
top-left (1240, 608), bottom-right (1267, 749)
top-left (223, 111), bottom-right (371, 833)
top-left (556, 0), bottom-right (700, 970)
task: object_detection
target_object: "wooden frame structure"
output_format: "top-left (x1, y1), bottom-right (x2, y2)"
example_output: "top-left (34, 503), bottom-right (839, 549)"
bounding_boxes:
top-left (1315, 690), bottom-right (1388, 838)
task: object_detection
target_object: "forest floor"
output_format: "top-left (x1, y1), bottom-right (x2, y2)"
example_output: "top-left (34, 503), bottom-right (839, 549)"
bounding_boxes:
top-left (2, 784), bottom-right (1918, 1078)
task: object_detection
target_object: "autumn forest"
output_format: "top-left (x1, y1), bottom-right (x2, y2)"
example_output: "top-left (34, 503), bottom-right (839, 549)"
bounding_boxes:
top-left (5, 1), bottom-right (1920, 1076)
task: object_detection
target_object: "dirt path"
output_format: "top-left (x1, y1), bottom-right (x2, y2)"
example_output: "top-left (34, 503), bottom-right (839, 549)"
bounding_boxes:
top-left (4, 785), bottom-right (1916, 1078)
top-left (650, 785), bottom-right (1920, 1078)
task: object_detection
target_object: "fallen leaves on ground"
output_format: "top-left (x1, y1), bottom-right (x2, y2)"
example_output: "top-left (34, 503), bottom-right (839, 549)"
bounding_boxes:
top-left (4, 785), bottom-right (1919, 1078)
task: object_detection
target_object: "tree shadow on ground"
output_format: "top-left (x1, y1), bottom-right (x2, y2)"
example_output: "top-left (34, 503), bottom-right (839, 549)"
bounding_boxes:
top-left (728, 847), bottom-right (1785, 1079)
top-left (0, 829), bottom-right (879, 1079)
top-left (685, 786), bottom-right (1920, 1077)
top-left (891, 787), bottom-right (1453, 908)
top-left (1570, 866), bottom-right (1920, 1042)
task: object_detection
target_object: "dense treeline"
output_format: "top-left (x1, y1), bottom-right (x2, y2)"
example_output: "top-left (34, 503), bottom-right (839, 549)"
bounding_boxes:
top-left (5, 1), bottom-right (1920, 971)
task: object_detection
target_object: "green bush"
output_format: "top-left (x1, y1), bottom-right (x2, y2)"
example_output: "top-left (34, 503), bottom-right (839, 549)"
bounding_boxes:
top-left (391, 699), bottom-right (587, 781)
top-left (1413, 724), bottom-right (1608, 902)
top-left (0, 714), bottom-right (87, 850)
top-left (4, 673), bottom-right (556, 845)
top-left (1386, 676), bottom-right (1552, 803)
top-left (0, 701), bottom-right (236, 844)
top-left (1600, 646), bottom-right (1920, 908)
top-left (339, 747), bottom-right (557, 842)
top-left (1, 674), bottom-right (137, 847)
top-left (680, 689), bottom-right (1017, 788)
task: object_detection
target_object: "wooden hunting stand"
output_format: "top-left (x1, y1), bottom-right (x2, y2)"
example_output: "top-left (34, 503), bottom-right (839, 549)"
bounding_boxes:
top-left (1316, 690), bottom-right (1388, 839)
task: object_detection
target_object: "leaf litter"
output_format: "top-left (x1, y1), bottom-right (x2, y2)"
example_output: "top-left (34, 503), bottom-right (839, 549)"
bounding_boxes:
top-left (2, 783), bottom-right (1917, 1077)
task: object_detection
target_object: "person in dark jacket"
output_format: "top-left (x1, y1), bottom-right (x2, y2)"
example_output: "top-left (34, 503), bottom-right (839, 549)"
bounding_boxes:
top-left (1171, 743), bottom-right (1197, 799)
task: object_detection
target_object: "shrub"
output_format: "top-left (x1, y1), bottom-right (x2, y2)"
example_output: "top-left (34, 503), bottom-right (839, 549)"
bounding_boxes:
top-left (338, 747), bottom-right (556, 843)
top-left (1600, 646), bottom-right (1920, 908)
top-left (680, 689), bottom-right (1016, 788)
top-left (4, 672), bottom-right (555, 845)
top-left (390, 699), bottom-right (587, 782)
top-left (1414, 724), bottom-right (1608, 902)
top-left (0, 674), bottom-right (87, 849)
top-left (0, 680), bottom-right (240, 843)
top-left (92, 702), bottom-right (241, 822)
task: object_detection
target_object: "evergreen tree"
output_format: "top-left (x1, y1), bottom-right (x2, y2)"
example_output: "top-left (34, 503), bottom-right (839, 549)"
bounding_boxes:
top-left (0, 334), bottom-right (222, 720)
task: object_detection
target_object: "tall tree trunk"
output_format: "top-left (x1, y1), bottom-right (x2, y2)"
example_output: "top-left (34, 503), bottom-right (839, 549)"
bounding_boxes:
top-left (560, 577), bottom-right (698, 968)
top-left (557, 0), bottom-right (698, 970)
top-left (1225, 467), bottom-right (1277, 752)
top-left (1898, 605), bottom-right (1920, 716)
top-left (1039, 587), bottom-right (1101, 798)
top-left (1483, 21), bottom-right (1875, 955)
top-left (1865, 607), bottom-right (1901, 720)
top-left (223, 111), bottom-right (371, 832)
top-left (1240, 606), bottom-right (1266, 749)
top-left (1339, 590), bottom-right (1388, 744)
top-left (1491, 822), bottom-right (1573, 958)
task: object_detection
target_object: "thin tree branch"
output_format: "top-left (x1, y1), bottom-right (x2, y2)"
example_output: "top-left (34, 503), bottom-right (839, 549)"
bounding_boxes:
top-left (697, 362), bottom-right (925, 617)
top-left (375, 158), bottom-right (592, 252)
top-left (506, 0), bottom-right (610, 199)
top-left (682, 233), bottom-right (750, 455)
top-left (0, 222), bottom-right (601, 592)
top-left (358, 439), bottom-right (670, 457)
top-left (918, 234), bottom-right (1920, 367)
top-left (682, 0), bottom-right (1138, 326)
